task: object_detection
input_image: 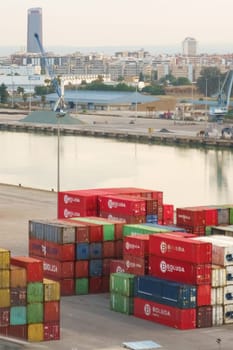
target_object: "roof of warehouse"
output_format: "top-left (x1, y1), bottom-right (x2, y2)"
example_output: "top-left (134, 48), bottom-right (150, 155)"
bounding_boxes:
top-left (20, 111), bottom-right (84, 124)
top-left (46, 90), bottom-right (159, 105)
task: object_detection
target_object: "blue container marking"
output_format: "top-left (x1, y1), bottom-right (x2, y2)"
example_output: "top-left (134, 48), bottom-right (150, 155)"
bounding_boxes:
top-left (146, 215), bottom-right (158, 224)
top-left (76, 243), bottom-right (90, 260)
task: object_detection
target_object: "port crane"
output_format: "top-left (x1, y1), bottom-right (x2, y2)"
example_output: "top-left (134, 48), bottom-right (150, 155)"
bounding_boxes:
top-left (209, 69), bottom-right (233, 122)
top-left (34, 33), bottom-right (66, 115)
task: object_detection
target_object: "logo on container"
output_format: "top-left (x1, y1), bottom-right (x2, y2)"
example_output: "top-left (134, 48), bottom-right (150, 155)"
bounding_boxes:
top-left (107, 199), bottom-right (126, 209)
top-left (116, 266), bottom-right (125, 273)
top-left (41, 245), bottom-right (46, 256)
top-left (144, 303), bottom-right (151, 316)
top-left (64, 194), bottom-right (80, 204)
top-left (160, 242), bottom-right (167, 254)
top-left (125, 242), bottom-right (140, 250)
top-left (160, 260), bottom-right (185, 273)
top-left (64, 209), bottom-right (81, 218)
top-left (43, 262), bottom-right (58, 273)
top-left (160, 260), bottom-right (167, 273)
top-left (125, 260), bottom-right (135, 269)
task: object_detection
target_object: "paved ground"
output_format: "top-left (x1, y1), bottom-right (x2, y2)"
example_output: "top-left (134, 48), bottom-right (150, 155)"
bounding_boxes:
top-left (1, 184), bottom-right (233, 350)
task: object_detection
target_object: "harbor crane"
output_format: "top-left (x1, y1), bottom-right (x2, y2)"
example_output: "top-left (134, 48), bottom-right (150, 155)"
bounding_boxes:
top-left (34, 33), bottom-right (66, 115)
top-left (209, 69), bottom-right (233, 122)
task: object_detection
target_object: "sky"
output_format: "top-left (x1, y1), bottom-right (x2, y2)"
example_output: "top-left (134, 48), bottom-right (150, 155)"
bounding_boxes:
top-left (1, 0), bottom-right (233, 54)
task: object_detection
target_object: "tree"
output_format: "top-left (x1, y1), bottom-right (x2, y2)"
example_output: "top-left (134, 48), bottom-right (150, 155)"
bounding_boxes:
top-left (17, 86), bottom-right (24, 95)
top-left (0, 84), bottom-right (9, 103)
top-left (196, 67), bottom-right (222, 97)
top-left (174, 77), bottom-right (191, 86)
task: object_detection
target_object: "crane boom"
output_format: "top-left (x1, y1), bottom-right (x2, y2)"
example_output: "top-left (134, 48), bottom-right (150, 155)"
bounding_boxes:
top-left (34, 33), bottom-right (66, 113)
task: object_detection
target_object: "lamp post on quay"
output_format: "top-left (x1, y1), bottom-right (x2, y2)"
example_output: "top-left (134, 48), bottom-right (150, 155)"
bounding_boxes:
top-left (56, 112), bottom-right (66, 196)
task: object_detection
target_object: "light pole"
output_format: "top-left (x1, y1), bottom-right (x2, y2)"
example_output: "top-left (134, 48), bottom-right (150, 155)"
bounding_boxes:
top-left (56, 112), bottom-right (66, 196)
top-left (205, 78), bottom-right (208, 125)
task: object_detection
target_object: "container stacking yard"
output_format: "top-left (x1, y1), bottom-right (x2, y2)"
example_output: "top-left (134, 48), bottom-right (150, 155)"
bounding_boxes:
top-left (1, 186), bottom-right (233, 342)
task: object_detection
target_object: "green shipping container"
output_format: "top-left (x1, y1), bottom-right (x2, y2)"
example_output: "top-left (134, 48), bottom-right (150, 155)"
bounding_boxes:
top-left (110, 292), bottom-right (134, 315)
top-left (10, 306), bottom-right (27, 325)
top-left (205, 226), bottom-right (212, 236)
top-left (110, 272), bottom-right (135, 297)
top-left (230, 208), bottom-right (233, 225)
top-left (123, 224), bottom-right (169, 237)
top-left (75, 217), bottom-right (115, 241)
top-left (27, 302), bottom-right (43, 324)
top-left (27, 282), bottom-right (44, 303)
top-left (75, 278), bottom-right (89, 295)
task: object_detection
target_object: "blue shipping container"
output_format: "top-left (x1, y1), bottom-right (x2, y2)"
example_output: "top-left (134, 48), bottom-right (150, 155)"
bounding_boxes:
top-left (76, 243), bottom-right (90, 260)
top-left (89, 242), bottom-right (102, 259)
top-left (89, 259), bottom-right (103, 277)
top-left (134, 275), bottom-right (196, 309)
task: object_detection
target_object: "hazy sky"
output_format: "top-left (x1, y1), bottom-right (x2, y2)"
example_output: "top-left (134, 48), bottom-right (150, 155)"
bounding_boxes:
top-left (1, 0), bottom-right (233, 52)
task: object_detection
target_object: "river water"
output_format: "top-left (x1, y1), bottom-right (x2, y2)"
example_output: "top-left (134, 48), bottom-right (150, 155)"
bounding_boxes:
top-left (1, 131), bottom-right (233, 209)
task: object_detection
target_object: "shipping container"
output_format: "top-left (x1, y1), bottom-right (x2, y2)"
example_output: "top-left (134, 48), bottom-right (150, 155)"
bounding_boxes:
top-left (27, 302), bottom-right (43, 324)
top-left (71, 219), bottom-right (103, 242)
top-left (149, 234), bottom-right (212, 264)
top-left (10, 265), bottom-right (27, 288)
top-left (76, 242), bottom-right (90, 261)
top-left (134, 297), bottom-right (196, 330)
top-left (43, 278), bottom-right (60, 302)
top-left (0, 249), bottom-right (10, 270)
top-left (223, 286), bottom-right (233, 305)
top-left (10, 287), bottom-right (26, 306)
top-left (98, 194), bottom-right (146, 216)
top-left (75, 277), bottom-right (88, 295)
top-left (29, 219), bottom-right (75, 243)
top-left (149, 255), bottom-right (211, 285)
top-left (10, 306), bottom-right (27, 325)
top-left (211, 287), bottom-right (223, 305)
top-left (8, 325), bottom-right (27, 340)
top-left (109, 260), bottom-right (126, 274)
top-left (110, 293), bottom-right (134, 315)
top-left (102, 258), bottom-right (111, 276)
top-left (102, 241), bottom-right (116, 259)
top-left (224, 304), bottom-right (233, 324)
top-left (76, 217), bottom-right (115, 241)
top-left (99, 211), bottom-right (146, 225)
top-left (57, 278), bottom-right (74, 296)
top-left (89, 277), bottom-right (104, 294)
top-left (44, 301), bottom-right (60, 322)
top-left (110, 272), bottom-right (135, 297)
top-left (89, 259), bottom-right (102, 277)
top-left (10, 256), bottom-right (43, 283)
top-left (211, 265), bottom-right (226, 287)
top-left (29, 238), bottom-right (75, 261)
top-left (0, 288), bottom-right (10, 308)
top-left (75, 260), bottom-right (89, 278)
top-left (115, 240), bottom-right (123, 259)
top-left (123, 224), bottom-right (169, 237)
top-left (212, 305), bottom-right (223, 326)
top-left (0, 269), bottom-right (10, 288)
top-left (176, 208), bottom-right (205, 227)
top-left (197, 284), bottom-right (211, 306)
top-left (89, 242), bottom-right (102, 259)
top-left (124, 255), bottom-right (148, 275)
top-left (196, 306), bottom-right (212, 328)
top-left (123, 235), bottom-right (149, 257)
top-left (134, 275), bottom-right (196, 309)
top-left (32, 256), bottom-right (74, 279)
top-left (44, 321), bottom-right (60, 341)
top-left (27, 323), bottom-right (44, 342)
top-left (27, 282), bottom-right (43, 303)
top-left (0, 307), bottom-right (10, 327)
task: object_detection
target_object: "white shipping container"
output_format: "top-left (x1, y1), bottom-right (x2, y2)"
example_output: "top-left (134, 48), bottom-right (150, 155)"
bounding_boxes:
top-left (224, 304), bottom-right (233, 324)
top-left (223, 285), bottom-right (233, 305)
top-left (211, 287), bottom-right (223, 305)
top-left (212, 305), bottom-right (223, 326)
top-left (211, 265), bottom-right (226, 287)
top-left (226, 265), bottom-right (233, 285)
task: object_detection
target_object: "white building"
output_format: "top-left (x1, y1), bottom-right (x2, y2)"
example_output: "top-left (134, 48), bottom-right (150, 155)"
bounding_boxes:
top-left (182, 37), bottom-right (197, 56)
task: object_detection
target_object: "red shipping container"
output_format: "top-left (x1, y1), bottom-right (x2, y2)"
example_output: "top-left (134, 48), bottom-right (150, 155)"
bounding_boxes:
top-left (55, 278), bottom-right (74, 296)
top-left (115, 240), bottom-right (123, 259)
top-left (102, 258), bottom-right (112, 276)
top-left (109, 259), bottom-right (126, 274)
top-left (123, 235), bottom-right (149, 257)
top-left (8, 325), bottom-right (27, 340)
top-left (197, 285), bottom-right (211, 306)
top-left (101, 276), bottom-right (110, 293)
top-left (98, 194), bottom-right (146, 216)
top-left (176, 208), bottom-right (205, 227)
top-left (196, 306), bottom-right (212, 328)
top-left (70, 219), bottom-right (103, 242)
top-left (44, 301), bottom-right (60, 322)
top-left (162, 204), bottom-right (174, 225)
top-left (89, 277), bottom-right (103, 294)
top-left (103, 241), bottom-right (116, 258)
top-left (149, 234), bottom-right (212, 264)
top-left (149, 255), bottom-right (211, 285)
top-left (134, 297), bottom-right (196, 330)
top-left (0, 326), bottom-right (8, 336)
top-left (0, 307), bottom-right (10, 327)
top-left (145, 199), bottom-right (159, 215)
top-left (99, 211), bottom-right (146, 225)
top-left (124, 255), bottom-right (149, 275)
top-left (29, 238), bottom-right (75, 261)
top-left (44, 321), bottom-right (60, 341)
top-left (62, 219), bottom-right (90, 242)
top-left (30, 255), bottom-right (74, 279)
top-left (75, 260), bottom-right (89, 278)
top-left (10, 256), bottom-right (43, 282)
top-left (87, 216), bottom-right (125, 240)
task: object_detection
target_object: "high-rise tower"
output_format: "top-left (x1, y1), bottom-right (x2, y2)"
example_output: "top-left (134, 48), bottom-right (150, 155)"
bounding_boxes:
top-left (27, 8), bottom-right (43, 53)
top-left (182, 37), bottom-right (197, 56)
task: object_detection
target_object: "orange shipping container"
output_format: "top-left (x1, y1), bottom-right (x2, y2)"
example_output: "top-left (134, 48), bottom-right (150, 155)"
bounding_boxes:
top-left (10, 265), bottom-right (27, 288)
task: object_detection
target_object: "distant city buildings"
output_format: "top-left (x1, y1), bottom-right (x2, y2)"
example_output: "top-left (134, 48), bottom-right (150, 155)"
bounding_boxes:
top-left (27, 8), bottom-right (43, 53)
top-left (182, 37), bottom-right (197, 56)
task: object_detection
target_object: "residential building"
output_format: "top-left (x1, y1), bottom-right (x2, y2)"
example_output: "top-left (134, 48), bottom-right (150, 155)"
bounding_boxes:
top-left (182, 37), bottom-right (197, 56)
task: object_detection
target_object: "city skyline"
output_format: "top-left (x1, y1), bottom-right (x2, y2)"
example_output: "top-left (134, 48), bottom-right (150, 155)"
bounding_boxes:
top-left (1, 0), bottom-right (233, 55)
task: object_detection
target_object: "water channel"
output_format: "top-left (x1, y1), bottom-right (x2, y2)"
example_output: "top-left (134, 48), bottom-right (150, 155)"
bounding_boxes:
top-left (1, 131), bottom-right (233, 209)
